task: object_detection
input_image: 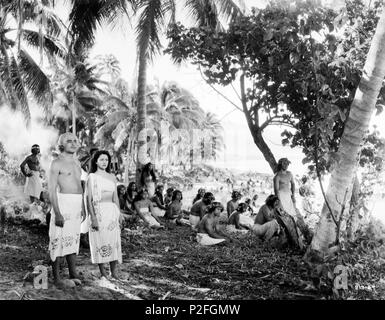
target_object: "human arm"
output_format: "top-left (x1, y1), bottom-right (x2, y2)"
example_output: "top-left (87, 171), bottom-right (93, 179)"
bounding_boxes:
top-left (152, 196), bottom-right (166, 210)
top-left (273, 174), bottom-right (279, 196)
top-left (205, 219), bottom-right (227, 239)
top-left (289, 172), bottom-right (296, 204)
top-left (20, 157), bottom-right (32, 177)
top-left (112, 179), bottom-right (123, 225)
top-left (48, 161), bottom-right (64, 227)
top-left (134, 202), bottom-right (151, 227)
top-left (85, 175), bottom-right (99, 231)
top-left (148, 201), bottom-right (163, 224)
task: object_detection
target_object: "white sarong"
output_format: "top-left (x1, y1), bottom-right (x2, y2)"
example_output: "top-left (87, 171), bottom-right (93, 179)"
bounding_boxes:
top-left (139, 208), bottom-right (161, 228)
top-left (152, 206), bottom-right (165, 217)
top-left (196, 233), bottom-right (226, 246)
top-left (86, 174), bottom-right (122, 264)
top-left (89, 202), bottom-right (122, 264)
top-left (24, 170), bottom-right (43, 199)
top-left (189, 215), bottom-right (200, 230)
top-left (278, 190), bottom-right (297, 217)
top-left (48, 193), bottom-right (82, 261)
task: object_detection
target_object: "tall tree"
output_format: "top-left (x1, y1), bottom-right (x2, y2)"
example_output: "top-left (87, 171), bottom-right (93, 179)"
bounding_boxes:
top-left (69, 0), bottom-right (244, 186)
top-left (309, 7), bottom-right (385, 256)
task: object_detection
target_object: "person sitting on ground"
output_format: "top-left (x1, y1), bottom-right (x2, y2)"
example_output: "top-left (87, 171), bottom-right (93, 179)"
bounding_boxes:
top-left (226, 191), bottom-right (242, 217)
top-left (133, 189), bottom-right (164, 230)
top-left (244, 198), bottom-right (254, 215)
top-left (196, 202), bottom-right (231, 246)
top-left (165, 190), bottom-right (187, 225)
top-left (251, 194), bottom-right (259, 213)
top-left (189, 192), bottom-right (215, 230)
top-left (151, 184), bottom-right (167, 217)
top-left (139, 162), bottom-right (157, 197)
top-left (164, 187), bottom-right (174, 207)
top-left (227, 203), bottom-right (252, 234)
top-left (117, 185), bottom-right (128, 214)
top-left (125, 182), bottom-right (137, 214)
top-left (192, 188), bottom-right (206, 204)
top-left (251, 195), bottom-right (281, 241)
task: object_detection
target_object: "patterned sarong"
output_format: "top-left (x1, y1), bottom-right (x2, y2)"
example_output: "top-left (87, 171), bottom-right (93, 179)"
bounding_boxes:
top-left (49, 193), bottom-right (82, 261)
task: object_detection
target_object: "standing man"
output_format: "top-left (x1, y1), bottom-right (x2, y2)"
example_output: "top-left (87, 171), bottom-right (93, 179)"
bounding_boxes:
top-left (20, 144), bottom-right (43, 203)
top-left (273, 158), bottom-right (297, 217)
top-left (48, 132), bottom-right (85, 287)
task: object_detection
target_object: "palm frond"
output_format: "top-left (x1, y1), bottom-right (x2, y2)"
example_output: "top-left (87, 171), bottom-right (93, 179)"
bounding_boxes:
top-left (10, 51), bottom-right (31, 125)
top-left (136, 0), bottom-right (168, 60)
top-left (18, 48), bottom-right (53, 117)
top-left (22, 28), bottom-right (66, 58)
top-left (185, 0), bottom-right (219, 29)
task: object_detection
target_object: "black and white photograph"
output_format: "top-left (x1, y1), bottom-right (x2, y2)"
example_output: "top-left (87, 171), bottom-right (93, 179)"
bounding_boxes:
top-left (1, 0), bottom-right (385, 307)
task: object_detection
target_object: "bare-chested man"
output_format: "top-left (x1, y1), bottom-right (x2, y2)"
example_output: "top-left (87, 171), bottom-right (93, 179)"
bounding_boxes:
top-left (48, 133), bottom-right (85, 287)
top-left (20, 144), bottom-right (43, 203)
top-left (273, 158), bottom-right (296, 217)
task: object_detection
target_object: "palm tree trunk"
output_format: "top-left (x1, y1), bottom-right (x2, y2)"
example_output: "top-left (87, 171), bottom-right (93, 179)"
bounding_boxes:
top-left (309, 9), bottom-right (385, 257)
top-left (72, 92), bottom-right (76, 136)
top-left (135, 38), bottom-right (149, 187)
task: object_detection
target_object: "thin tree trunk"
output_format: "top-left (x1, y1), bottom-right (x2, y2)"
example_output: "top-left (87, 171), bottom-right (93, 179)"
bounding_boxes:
top-left (309, 9), bottom-right (385, 256)
top-left (239, 73), bottom-right (277, 172)
top-left (135, 37), bottom-right (149, 187)
top-left (72, 92), bottom-right (76, 136)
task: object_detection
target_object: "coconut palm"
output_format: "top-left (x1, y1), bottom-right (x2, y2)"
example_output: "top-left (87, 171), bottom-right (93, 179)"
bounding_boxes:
top-left (309, 8), bottom-right (385, 257)
top-left (0, 0), bottom-right (65, 124)
top-left (68, 0), bottom-right (245, 183)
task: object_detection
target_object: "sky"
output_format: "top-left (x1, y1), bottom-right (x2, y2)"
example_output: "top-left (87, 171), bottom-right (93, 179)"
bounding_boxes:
top-left (4, 0), bottom-right (383, 176)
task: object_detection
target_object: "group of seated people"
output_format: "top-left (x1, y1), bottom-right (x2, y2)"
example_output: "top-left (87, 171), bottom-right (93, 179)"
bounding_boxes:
top-left (117, 182), bottom-right (291, 247)
top-left (117, 183), bottom-right (188, 230)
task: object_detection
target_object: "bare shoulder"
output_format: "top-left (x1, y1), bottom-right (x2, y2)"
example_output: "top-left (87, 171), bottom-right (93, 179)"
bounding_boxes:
top-left (50, 158), bottom-right (62, 171)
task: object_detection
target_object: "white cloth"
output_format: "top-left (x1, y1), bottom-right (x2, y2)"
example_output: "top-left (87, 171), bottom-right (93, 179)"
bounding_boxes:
top-left (196, 233), bottom-right (226, 246)
top-left (146, 182), bottom-right (155, 198)
top-left (86, 174), bottom-right (122, 264)
top-left (48, 193), bottom-right (82, 261)
top-left (225, 225), bottom-right (249, 235)
top-left (24, 170), bottom-right (43, 198)
top-left (152, 206), bottom-right (165, 217)
top-left (278, 190), bottom-right (297, 217)
top-left (189, 215), bottom-right (200, 230)
top-left (139, 207), bottom-right (161, 228)
top-left (251, 220), bottom-right (280, 240)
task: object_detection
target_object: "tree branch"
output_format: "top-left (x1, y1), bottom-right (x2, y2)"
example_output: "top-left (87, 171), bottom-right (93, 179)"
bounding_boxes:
top-left (199, 66), bottom-right (243, 112)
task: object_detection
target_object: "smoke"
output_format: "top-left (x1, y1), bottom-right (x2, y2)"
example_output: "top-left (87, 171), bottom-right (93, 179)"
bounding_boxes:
top-left (0, 104), bottom-right (59, 171)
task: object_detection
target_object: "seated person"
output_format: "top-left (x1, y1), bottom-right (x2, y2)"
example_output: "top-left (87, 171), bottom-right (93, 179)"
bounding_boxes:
top-left (251, 195), bottom-right (280, 241)
top-left (244, 198), bottom-right (254, 215)
top-left (165, 190), bottom-right (188, 225)
top-left (250, 194), bottom-right (259, 213)
top-left (227, 203), bottom-right (253, 234)
top-left (192, 188), bottom-right (205, 204)
top-left (164, 187), bottom-right (174, 207)
top-left (151, 184), bottom-right (166, 217)
top-left (189, 192), bottom-right (215, 230)
top-left (133, 189), bottom-right (164, 229)
top-left (196, 202), bottom-right (230, 246)
top-left (117, 185), bottom-right (128, 213)
top-left (226, 191), bottom-right (242, 218)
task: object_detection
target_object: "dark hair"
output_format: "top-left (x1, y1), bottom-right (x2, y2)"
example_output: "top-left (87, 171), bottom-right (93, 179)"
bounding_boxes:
top-left (89, 150), bottom-right (112, 173)
top-left (140, 162), bottom-right (156, 185)
top-left (237, 203), bottom-right (247, 212)
top-left (172, 190), bottom-right (183, 201)
top-left (117, 185), bottom-right (126, 194)
top-left (231, 190), bottom-right (241, 199)
top-left (155, 184), bottom-right (164, 192)
top-left (90, 147), bottom-right (99, 156)
top-left (207, 202), bottom-right (224, 213)
top-left (133, 188), bottom-right (148, 203)
top-left (166, 187), bottom-right (175, 194)
top-left (265, 195), bottom-right (279, 208)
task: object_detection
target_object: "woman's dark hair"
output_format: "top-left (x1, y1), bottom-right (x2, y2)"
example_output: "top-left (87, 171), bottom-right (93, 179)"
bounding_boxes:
top-left (172, 190), bottom-right (183, 201)
top-left (207, 201), bottom-right (224, 213)
top-left (89, 150), bottom-right (112, 173)
top-left (140, 162), bottom-right (157, 185)
top-left (125, 182), bottom-right (137, 200)
top-left (265, 195), bottom-right (279, 208)
top-left (117, 185), bottom-right (126, 195)
top-left (166, 187), bottom-right (174, 194)
top-left (237, 203), bottom-right (247, 212)
top-left (133, 188), bottom-right (148, 203)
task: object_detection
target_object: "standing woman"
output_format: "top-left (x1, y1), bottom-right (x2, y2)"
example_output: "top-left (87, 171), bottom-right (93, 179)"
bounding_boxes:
top-left (139, 162), bottom-right (157, 197)
top-left (85, 150), bottom-right (123, 279)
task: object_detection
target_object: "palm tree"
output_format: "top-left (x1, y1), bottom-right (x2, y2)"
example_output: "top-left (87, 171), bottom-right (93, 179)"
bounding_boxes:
top-left (68, 0), bottom-right (245, 184)
top-left (0, 0), bottom-right (65, 124)
top-left (309, 8), bottom-right (385, 257)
